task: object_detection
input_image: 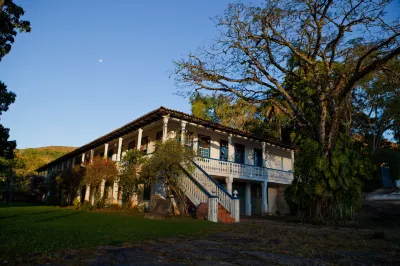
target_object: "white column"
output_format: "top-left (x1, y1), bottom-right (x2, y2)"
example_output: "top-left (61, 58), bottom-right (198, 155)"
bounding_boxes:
top-left (136, 128), bottom-right (143, 150)
top-left (116, 137), bottom-right (123, 161)
top-left (193, 134), bottom-right (198, 154)
top-left (291, 149), bottom-right (295, 171)
top-left (81, 153), bottom-right (85, 163)
top-left (99, 179), bottom-right (106, 198)
top-left (207, 197), bottom-right (218, 223)
top-left (72, 157), bottom-right (75, 167)
top-left (162, 116), bottom-right (169, 143)
top-left (261, 181), bottom-right (268, 216)
top-left (61, 162), bottom-right (64, 171)
top-left (112, 181), bottom-right (119, 204)
top-left (245, 183), bottom-right (252, 216)
top-left (228, 134), bottom-right (234, 162)
top-left (232, 190), bottom-right (240, 222)
top-left (262, 142), bottom-right (267, 167)
top-left (104, 143), bottom-right (109, 159)
top-left (90, 149), bottom-right (94, 162)
top-left (181, 120), bottom-right (187, 146)
top-left (84, 185), bottom-right (90, 202)
top-left (225, 177), bottom-right (233, 194)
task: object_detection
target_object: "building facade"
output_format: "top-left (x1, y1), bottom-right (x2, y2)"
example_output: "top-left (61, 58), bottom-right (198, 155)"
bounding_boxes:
top-left (37, 107), bottom-right (295, 220)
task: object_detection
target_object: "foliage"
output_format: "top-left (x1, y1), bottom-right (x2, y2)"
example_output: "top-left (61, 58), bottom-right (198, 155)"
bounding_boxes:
top-left (191, 92), bottom-right (291, 141)
top-left (0, 0), bottom-right (31, 60)
top-left (84, 156), bottom-right (118, 187)
top-left (353, 59), bottom-right (400, 151)
top-left (119, 149), bottom-right (148, 206)
top-left (285, 136), bottom-right (375, 223)
top-left (57, 165), bottom-right (85, 204)
top-left (29, 174), bottom-right (45, 196)
top-left (15, 146), bottom-right (75, 177)
top-left (140, 139), bottom-right (195, 216)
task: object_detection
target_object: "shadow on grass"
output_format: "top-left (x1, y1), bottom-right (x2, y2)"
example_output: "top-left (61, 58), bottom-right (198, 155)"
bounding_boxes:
top-left (0, 202), bottom-right (43, 208)
top-left (36, 211), bottom-right (83, 222)
top-left (0, 210), bottom-right (64, 220)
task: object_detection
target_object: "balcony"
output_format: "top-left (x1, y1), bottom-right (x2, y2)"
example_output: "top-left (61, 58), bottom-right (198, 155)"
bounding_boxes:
top-left (194, 157), bottom-right (294, 184)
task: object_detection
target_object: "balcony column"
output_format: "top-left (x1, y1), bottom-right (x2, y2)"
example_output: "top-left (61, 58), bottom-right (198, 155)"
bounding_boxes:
top-left (84, 185), bottom-right (90, 202)
top-left (116, 138), bottom-right (123, 161)
top-left (261, 142), bottom-right (267, 168)
top-left (72, 157), bottom-right (75, 167)
top-left (245, 183), bottom-right (252, 216)
top-left (181, 120), bottom-right (187, 146)
top-left (162, 116), bottom-right (169, 143)
top-left (61, 162), bottom-right (64, 171)
top-left (225, 177), bottom-right (233, 194)
top-left (136, 128), bottom-right (143, 150)
top-left (104, 143), bottom-right (109, 159)
top-left (261, 180), bottom-right (268, 216)
top-left (99, 179), bottom-right (106, 199)
top-left (291, 149), bottom-right (295, 171)
top-left (228, 134), bottom-right (234, 162)
top-left (90, 149), bottom-right (94, 163)
top-left (81, 153), bottom-right (85, 164)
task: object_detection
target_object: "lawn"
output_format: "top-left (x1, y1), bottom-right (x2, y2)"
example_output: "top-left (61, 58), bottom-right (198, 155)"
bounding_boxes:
top-left (0, 203), bottom-right (214, 264)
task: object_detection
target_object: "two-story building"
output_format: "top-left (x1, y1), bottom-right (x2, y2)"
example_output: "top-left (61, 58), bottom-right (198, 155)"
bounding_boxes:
top-left (37, 107), bottom-right (295, 219)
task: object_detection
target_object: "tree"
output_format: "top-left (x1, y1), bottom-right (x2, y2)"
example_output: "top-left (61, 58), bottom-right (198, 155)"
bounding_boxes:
top-left (353, 59), bottom-right (400, 152)
top-left (58, 165), bottom-right (85, 205)
top-left (175, 0), bottom-right (399, 157)
top-left (118, 149), bottom-right (148, 207)
top-left (140, 139), bottom-right (195, 216)
top-left (0, 0), bottom-right (30, 200)
top-left (84, 156), bottom-right (118, 189)
top-left (174, 0), bottom-right (400, 220)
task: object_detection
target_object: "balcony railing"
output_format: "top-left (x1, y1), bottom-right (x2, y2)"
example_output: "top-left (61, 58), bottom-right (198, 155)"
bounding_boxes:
top-left (194, 157), bottom-right (294, 184)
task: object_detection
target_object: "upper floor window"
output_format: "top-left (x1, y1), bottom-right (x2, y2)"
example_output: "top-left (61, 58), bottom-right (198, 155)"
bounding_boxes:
top-left (141, 137), bottom-right (149, 154)
top-left (198, 134), bottom-right (211, 158)
top-left (220, 140), bottom-right (228, 161)
top-left (156, 131), bottom-right (163, 142)
top-left (107, 149), bottom-right (114, 160)
top-left (234, 143), bottom-right (245, 164)
top-left (254, 148), bottom-right (263, 167)
top-left (128, 141), bottom-right (136, 150)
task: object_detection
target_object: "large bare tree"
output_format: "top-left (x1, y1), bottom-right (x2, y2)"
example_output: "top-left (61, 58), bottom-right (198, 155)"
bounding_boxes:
top-left (175, 0), bottom-right (400, 158)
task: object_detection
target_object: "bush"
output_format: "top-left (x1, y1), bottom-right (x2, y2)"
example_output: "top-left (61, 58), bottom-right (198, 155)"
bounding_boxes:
top-left (285, 136), bottom-right (374, 223)
top-left (72, 198), bottom-right (80, 207)
top-left (80, 201), bottom-right (92, 211)
top-left (45, 195), bottom-right (60, 206)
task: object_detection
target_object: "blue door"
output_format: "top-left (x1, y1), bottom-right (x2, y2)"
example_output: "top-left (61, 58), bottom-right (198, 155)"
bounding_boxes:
top-left (220, 140), bottom-right (228, 161)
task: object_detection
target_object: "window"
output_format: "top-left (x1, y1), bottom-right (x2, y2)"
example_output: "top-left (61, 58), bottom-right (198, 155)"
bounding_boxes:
top-left (198, 134), bottom-right (211, 158)
top-left (128, 141), bottom-right (136, 150)
top-left (107, 149), bottom-right (114, 160)
top-left (156, 131), bottom-right (163, 141)
top-left (254, 148), bottom-right (263, 167)
top-left (181, 131), bottom-right (193, 149)
top-left (141, 137), bottom-right (149, 154)
top-left (143, 184), bottom-right (151, 200)
top-left (220, 140), bottom-right (228, 161)
top-left (234, 143), bottom-right (245, 164)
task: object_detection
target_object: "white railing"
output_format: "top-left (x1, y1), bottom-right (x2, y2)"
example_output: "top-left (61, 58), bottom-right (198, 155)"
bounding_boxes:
top-left (192, 163), bottom-right (234, 215)
top-left (181, 173), bottom-right (209, 206)
top-left (194, 157), bottom-right (294, 184)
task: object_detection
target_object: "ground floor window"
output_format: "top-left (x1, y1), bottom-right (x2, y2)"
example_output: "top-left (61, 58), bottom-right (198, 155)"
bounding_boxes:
top-left (128, 141), bottom-right (136, 150)
top-left (143, 184), bottom-right (151, 200)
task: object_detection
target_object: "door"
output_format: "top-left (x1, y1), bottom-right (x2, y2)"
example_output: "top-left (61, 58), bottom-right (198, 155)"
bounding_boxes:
top-left (234, 143), bottom-right (245, 164)
top-left (220, 140), bottom-right (228, 161)
top-left (254, 148), bottom-right (263, 167)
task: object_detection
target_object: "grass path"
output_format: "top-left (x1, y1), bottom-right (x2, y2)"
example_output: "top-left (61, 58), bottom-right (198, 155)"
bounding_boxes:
top-left (0, 203), bottom-right (214, 263)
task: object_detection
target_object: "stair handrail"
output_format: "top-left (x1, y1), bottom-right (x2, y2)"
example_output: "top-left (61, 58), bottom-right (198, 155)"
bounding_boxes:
top-left (180, 165), bottom-right (217, 199)
top-left (192, 160), bottom-right (236, 199)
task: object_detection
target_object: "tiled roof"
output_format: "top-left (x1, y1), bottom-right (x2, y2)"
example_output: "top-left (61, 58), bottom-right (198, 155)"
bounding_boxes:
top-left (36, 106), bottom-right (294, 171)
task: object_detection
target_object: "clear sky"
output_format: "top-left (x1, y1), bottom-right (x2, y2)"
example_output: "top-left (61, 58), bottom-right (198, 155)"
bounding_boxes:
top-left (2, 0), bottom-right (264, 149)
top-left (1, 1), bottom-right (399, 149)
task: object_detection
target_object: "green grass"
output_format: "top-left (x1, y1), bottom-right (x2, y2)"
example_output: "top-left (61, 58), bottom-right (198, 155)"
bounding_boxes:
top-left (0, 203), bottom-right (214, 262)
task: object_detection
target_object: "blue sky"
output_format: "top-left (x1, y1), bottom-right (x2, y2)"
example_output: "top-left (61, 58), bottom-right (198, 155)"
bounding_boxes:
top-left (2, 0), bottom-right (263, 149)
top-left (1, 1), bottom-right (399, 149)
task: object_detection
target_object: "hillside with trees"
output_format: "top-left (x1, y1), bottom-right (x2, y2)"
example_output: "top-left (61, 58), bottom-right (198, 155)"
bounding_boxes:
top-left (15, 146), bottom-right (76, 176)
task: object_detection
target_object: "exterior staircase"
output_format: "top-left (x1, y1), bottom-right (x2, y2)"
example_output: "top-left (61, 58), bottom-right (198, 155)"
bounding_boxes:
top-left (180, 161), bottom-right (239, 223)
